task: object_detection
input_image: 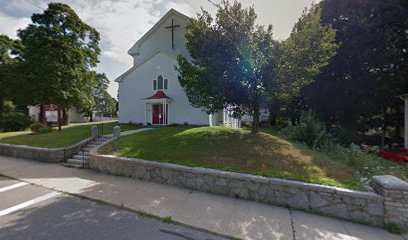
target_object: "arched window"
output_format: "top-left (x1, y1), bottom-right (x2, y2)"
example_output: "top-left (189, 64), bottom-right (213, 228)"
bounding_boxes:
top-left (153, 76), bottom-right (168, 90)
top-left (158, 76), bottom-right (163, 89)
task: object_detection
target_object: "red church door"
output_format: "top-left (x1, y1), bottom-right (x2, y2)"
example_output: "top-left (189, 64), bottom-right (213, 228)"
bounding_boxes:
top-left (152, 104), bottom-right (168, 125)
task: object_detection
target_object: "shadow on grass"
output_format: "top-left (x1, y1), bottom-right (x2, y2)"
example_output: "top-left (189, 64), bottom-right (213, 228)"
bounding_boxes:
top-left (101, 126), bottom-right (362, 189)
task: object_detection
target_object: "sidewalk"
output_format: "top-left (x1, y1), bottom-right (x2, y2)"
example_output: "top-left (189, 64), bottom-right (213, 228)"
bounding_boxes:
top-left (0, 155), bottom-right (406, 240)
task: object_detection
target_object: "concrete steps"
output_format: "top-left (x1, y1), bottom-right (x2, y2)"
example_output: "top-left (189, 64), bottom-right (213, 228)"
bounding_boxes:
top-left (64, 136), bottom-right (113, 169)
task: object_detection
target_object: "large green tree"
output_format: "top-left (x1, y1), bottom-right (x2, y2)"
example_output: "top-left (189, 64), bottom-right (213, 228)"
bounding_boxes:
top-left (18, 3), bottom-right (100, 126)
top-left (177, 0), bottom-right (277, 133)
top-left (307, 0), bottom-right (408, 140)
top-left (271, 4), bottom-right (338, 125)
top-left (177, 1), bottom-right (337, 133)
top-left (0, 35), bottom-right (23, 116)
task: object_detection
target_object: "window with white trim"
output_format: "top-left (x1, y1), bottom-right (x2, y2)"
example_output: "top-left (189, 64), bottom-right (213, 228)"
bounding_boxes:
top-left (153, 75), bottom-right (168, 90)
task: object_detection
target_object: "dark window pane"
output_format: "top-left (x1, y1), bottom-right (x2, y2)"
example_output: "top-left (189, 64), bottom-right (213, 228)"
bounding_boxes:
top-left (164, 79), bottom-right (168, 89)
top-left (153, 80), bottom-right (157, 90)
top-left (158, 76), bottom-right (163, 90)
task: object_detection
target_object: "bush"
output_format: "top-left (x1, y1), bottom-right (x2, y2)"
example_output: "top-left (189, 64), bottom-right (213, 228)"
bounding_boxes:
top-left (279, 111), bottom-right (328, 149)
top-left (30, 123), bottom-right (47, 133)
top-left (30, 123), bottom-right (53, 133)
top-left (39, 126), bottom-right (53, 133)
top-left (0, 113), bottom-right (32, 132)
top-left (279, 111), bottom-right (388, 183)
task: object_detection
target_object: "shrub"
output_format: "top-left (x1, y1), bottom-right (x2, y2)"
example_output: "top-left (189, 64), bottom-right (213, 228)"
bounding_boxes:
top-left (30, 123), bottom-right (53, 134)
top-left (30, 123), bottom-right (47, 133)
top-left (279, 111), bottom-right (387, 182)
top-left (0, 113), bottom-right (32, 132)
top-left (279, 111), bottom-right (328, 149)
top-left (39, 126), bottom-right (53, 133)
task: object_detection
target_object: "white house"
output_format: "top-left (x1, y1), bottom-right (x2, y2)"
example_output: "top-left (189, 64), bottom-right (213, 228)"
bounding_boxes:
top-left (116, 9), bottom-right (240, 127)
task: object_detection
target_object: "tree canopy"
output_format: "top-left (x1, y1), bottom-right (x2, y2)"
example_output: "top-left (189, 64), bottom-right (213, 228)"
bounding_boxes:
top-left (91, 73), bottom-right (117, 121)
top-left (177, 1), bottom-right (337, 133)
top-left (0, 35), bottom-right (23, 116)
top-left (305, 0), bottom-right (408, 140)
top-left (17, 2), bottom-right (100, 124)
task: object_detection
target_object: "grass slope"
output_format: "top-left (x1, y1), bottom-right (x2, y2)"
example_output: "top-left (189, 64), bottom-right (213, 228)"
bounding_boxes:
top-left (100, 126), bottom-right (363, 189)
top-left (0, 121), bottom-right (141, 148)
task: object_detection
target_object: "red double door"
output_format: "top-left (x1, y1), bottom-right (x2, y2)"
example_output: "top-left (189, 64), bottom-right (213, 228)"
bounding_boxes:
top-left (152, 104), bottom-right (168, 125)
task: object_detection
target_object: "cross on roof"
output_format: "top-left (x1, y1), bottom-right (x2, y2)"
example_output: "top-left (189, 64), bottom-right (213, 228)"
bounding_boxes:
top-left (165, 18), bottom-right (180, 49)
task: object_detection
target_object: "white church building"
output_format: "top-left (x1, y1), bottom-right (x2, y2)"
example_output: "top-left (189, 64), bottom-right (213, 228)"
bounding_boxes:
top-left (115, 9), bottom-right (240, 127)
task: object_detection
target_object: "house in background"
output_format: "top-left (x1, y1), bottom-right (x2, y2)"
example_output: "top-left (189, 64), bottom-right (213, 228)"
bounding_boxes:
top-left (115, 9), bottom-right (240, 128)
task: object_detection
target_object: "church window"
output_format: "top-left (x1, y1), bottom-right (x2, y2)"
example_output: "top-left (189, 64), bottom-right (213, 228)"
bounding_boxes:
top-left (154, 76), bottom-right (168, 90)
top-left (153, 80), bottom-right (157, 90)
top-left (158, 76), bottom-right (164, 89)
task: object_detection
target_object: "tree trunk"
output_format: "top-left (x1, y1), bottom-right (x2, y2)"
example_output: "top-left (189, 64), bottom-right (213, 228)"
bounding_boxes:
top-left (62, 107), bottom-right (68, 125)
top-left (251, 105), bottom-right (260, 134)
top-left (89, 111), bottom-right (93, 122)
top-left (39, 104), bottom-right (46, 124)
top-left (57, 105), bottom-right (62, 131)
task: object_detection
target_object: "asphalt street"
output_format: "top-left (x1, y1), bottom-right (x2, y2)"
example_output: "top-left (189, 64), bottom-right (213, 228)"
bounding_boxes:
top-left (0, 176), bottom-right (228, 240)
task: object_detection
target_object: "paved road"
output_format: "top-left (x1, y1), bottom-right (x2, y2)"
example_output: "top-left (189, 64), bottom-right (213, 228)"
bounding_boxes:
top-left (0, 176), bottom-right (227, 240)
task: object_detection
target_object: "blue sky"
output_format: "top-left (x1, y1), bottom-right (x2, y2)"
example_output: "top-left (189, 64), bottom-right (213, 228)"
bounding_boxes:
top-left (0, 0), bottom-right (319, 98)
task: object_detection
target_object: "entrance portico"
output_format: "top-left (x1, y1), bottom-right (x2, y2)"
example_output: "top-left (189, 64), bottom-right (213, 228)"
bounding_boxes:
top-left (143, 91), bottom-right (172, 126)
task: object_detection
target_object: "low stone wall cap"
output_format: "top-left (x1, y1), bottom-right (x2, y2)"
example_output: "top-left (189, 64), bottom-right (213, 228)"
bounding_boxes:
top-left (372, 175), bottom-right (408, 190)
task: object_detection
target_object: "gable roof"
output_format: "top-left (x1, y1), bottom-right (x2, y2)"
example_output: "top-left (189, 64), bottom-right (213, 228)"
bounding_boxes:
top-left (127, 8), bottom-right (190, 56)
top-left (114, 49), bottom-right (176, 82)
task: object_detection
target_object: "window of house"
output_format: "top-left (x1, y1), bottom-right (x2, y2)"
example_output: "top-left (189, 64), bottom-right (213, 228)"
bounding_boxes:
top-left (154, 76), bottom-right (168, 90)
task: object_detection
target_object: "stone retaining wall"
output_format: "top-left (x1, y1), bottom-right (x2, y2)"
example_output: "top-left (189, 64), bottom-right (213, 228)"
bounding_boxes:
top-left (370, 175), bottom-right (408, 231)
top-left (0, 137), bottom-right (94, 163)
top-left (90, 149), bottom-right (408, 230)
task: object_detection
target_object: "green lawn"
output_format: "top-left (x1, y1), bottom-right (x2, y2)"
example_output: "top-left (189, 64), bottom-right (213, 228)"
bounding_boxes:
top-left (0, 121), bottom-right (142, 148)
top-left (99, 126), bottom-right (364, 189)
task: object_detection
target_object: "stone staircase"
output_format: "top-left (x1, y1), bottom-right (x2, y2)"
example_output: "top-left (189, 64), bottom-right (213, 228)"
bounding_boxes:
top-left (64, 136), bottom-right (113, 168)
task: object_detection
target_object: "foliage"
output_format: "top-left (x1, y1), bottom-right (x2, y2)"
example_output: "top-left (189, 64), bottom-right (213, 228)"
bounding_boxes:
top-left (39, 126), bottom-right (53, 133)
top-left (279, 111), bottom-right (328, 149)
top-left (177, 0), bottom-right (277, 133)
top-left (30, 123), bottom-right (47, 133)
top-left (0, 113), bottom-right (32, 132)
top-left (0, 35), bottom-right (23, 116)
top-left (274, 4), bottom-right (338, 103)
top-left (305, 0), bottom-right (408, 139)
top-left (17, 3), bottom-right (100, 123)
top-left (30, 122), bottom-right (53, 133)
top-left (279, 112), bottom-right (407, 183)
top-left (91, 73), bottom-right (117, 120)
top-left (177, 1), bottom-right (337, 133)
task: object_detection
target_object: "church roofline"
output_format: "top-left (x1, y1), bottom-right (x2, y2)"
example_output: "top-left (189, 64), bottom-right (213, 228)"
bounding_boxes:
top-left (127, 8), bottom-right (190, 56)
top-left (114, 49), bottom-right (177, 82)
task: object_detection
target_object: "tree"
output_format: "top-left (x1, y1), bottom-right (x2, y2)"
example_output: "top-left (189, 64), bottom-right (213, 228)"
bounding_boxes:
top-left (0, 35), bottom-right (23, 117)
top-left (272, 4), bottom-right (338, 125)
top-left (177, 1), bottom-right (337, 133)
top-left (307, 0), bottom-right (408, 142)
top-left (17, 3), bottom-right (100, 128)
top-left (89, 73), bottom-right (117, 121)
top-left (177, 0), bottom-right (277, 133)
